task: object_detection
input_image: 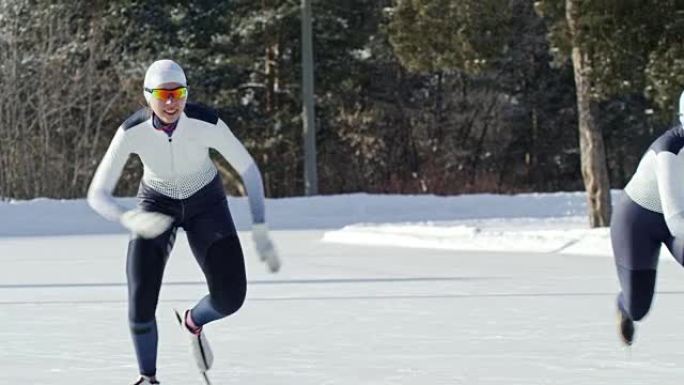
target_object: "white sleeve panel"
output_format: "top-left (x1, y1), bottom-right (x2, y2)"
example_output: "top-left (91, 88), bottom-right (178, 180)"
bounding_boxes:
top-left (210, 119), bottom-right (266, 224)
top-left (655, 151), bottom-right (684, 236)
top-left (87, 128), bottom-right (132, 222)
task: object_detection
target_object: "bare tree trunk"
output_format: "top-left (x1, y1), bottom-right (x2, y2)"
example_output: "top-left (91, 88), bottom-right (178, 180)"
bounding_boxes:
top-left (265, 42), bottom-right (279, 113)
top-left (0, 1), bottom-right (130, 199)
top-left (566, 0), bottom-right (611, 227)
top-left (469, 94), bottom-right (498, 187)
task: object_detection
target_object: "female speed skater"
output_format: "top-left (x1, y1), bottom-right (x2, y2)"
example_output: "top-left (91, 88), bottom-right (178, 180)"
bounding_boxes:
top-left (612, 90), bottom-right (684, 346)
top-left (87, 59), bottom-right (280, 384)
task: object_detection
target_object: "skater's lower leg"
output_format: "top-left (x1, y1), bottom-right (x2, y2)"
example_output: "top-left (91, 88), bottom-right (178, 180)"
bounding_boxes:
top-left (130, 319), bottom-right (159, 378)
top-left (615, 266), bottom-right (656, 345)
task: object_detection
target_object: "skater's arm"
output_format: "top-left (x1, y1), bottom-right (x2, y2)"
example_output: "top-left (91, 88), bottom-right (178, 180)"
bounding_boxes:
top-left (87, 128), bottom-right (132, 222)
top-left (655, 150), bottom-right (684, 236)
top-left (209, 118), bottom-right (280, 272)
top-left (210, 118), bottom-right (266, 225)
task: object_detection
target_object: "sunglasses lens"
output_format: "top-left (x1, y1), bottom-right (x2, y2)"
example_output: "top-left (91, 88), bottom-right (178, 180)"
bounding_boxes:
top-left (152, 90), bottom-right (169, 100)
top-left (150, 87), bottom-right (187, 100)
top-left (175, 87), bottom-right (187, 99)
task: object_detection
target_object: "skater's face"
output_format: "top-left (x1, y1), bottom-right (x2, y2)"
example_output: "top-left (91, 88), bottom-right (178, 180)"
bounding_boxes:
top-left (146, 82), bottom-right (187, 124)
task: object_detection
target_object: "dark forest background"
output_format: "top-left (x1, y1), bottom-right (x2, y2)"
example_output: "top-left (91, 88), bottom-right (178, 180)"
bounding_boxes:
top-left (1, 0), bottom-right (681, 202)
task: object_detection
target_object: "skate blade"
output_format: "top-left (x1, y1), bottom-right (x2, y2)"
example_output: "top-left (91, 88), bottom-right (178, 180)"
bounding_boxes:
top-left (201, 371), bottom-right (212, 385)
top-left (173, 308), bottom-right (183, 326)
top-left (173, 308), bottom-right (213, 378)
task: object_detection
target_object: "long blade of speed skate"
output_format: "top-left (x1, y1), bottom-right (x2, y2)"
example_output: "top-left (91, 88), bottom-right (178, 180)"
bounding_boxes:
top-left (174, 309), bottom-right (214, 385)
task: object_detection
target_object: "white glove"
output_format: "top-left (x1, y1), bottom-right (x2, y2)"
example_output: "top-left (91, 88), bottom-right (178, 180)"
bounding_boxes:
top-left (120, 210), bottom-right (174, 239)
top-left (251, 223), bottom-right (281, 273)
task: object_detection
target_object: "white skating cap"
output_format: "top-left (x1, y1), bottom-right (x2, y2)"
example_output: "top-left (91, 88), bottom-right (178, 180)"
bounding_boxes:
top-left (144, 59), bottom-right (187, 90)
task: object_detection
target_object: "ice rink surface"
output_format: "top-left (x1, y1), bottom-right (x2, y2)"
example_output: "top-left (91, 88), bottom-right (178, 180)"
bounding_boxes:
top-left (3, 230), bottom-right (684, 385)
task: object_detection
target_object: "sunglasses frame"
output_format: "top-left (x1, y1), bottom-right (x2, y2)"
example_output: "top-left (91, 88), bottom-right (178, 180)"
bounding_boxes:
top-left (144, 86), bottom-right (188, 101)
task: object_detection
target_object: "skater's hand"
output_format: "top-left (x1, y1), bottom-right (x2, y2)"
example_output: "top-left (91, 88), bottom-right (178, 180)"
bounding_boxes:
top-left (252, 223), bottom-right (281, 273)
top-left (120, 210), bottom-right (173, 239)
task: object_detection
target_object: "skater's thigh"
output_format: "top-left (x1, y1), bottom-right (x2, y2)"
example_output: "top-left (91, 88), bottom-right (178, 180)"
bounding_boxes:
top-left (184, 199), bottom-right (237, 263)
top-left (611, 195), bottom-right (666, 270)
top-left (126, 227), bottom-right (177, 321)
top-left (184, 202), bottom-right (245, 298)
top-left (187, 228), bottom-right (245, 290)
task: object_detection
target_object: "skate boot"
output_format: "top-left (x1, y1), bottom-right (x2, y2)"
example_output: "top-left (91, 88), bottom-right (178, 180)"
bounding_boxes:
top-left (132, 375), bottom-right (159, 385)
top-left (617, 303), bottom-right (635, 346)
top-left (174, 309), bottom-right (214, 372)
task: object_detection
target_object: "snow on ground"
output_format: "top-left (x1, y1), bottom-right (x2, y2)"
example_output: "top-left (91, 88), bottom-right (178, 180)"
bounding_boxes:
top-left (322, 216), bottom-right (613, 257)
top-left (0, 189), bottom-right (661, 258)
top-left (2, 190), bottom-right (684, 384)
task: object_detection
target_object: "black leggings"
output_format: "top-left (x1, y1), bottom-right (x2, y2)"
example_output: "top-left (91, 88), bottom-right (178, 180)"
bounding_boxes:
top-left (611, 193), bottom-right (684, 321)
top-left (127, 175), bottom-right (246, 376)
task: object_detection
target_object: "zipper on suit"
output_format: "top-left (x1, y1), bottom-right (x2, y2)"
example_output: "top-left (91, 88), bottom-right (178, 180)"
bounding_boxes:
top-left (168, 137), bottom-right (177, 197)
top-left (168, 136), bottom-right (185, 221)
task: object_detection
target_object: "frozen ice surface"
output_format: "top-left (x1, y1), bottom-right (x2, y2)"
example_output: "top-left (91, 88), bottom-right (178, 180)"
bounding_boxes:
top-left (3, 229), bottom-right (684, 385)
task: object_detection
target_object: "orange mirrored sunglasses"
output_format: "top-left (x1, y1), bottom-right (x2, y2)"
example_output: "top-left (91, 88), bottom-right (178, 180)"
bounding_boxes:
top-left (145, 87), bottom-right (188, 101)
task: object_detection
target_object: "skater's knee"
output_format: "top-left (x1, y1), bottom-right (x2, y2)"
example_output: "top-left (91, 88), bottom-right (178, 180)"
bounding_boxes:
top-left (211, 280), bottom-right (246, 316)
top-left (624, 293), bottom-right (653, 321)
top-left (129, 311), bottom-right (155, 324)
top-left (129, 300), bottom-right (158, 324)
top-left (618, 268), bottom-right (656, 321)
top-left (129, 319), bottom-right (156, 335)
top-left (630, 306), bottom-right (649, 321)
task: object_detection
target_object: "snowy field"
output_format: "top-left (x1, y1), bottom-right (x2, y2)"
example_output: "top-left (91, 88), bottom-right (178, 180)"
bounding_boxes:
top-left (3, 191), bottom-right (684, 384)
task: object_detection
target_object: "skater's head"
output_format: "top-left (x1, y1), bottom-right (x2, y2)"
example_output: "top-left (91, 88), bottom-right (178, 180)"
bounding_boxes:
top-left (144, 59), bottom-right (187, 124)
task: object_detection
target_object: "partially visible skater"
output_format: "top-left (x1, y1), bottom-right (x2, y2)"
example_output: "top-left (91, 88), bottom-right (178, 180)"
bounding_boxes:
top-left (87, 59), bottom-right (280, 384)
top-left (611, 90), bottom-right (684, 346)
